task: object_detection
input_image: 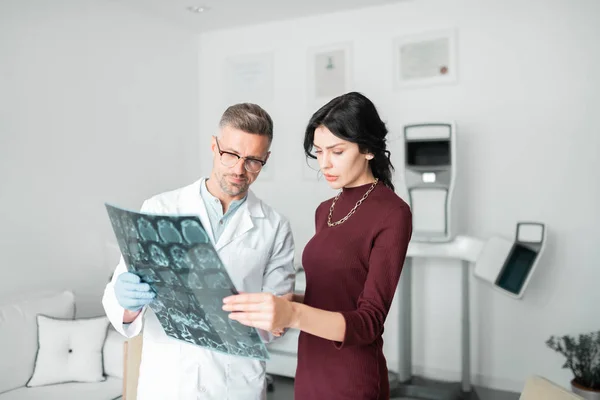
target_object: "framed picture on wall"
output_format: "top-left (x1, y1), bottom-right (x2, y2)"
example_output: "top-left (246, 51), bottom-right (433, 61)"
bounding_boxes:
top-left (225, 52), bottom-right (274, 104)
top-left (307, 42), bottom-right (353, 106)
top-left (393, 29), bottom-right (458, 89)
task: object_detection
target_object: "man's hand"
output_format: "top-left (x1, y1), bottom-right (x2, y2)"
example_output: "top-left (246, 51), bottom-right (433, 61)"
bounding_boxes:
top-left (114, 272), bottom-right (155, 314)
top-left (271, 328), bottom-right (285, 337)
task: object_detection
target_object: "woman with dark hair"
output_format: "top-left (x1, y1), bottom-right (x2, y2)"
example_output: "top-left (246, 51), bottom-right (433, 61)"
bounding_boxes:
top-left (223, 92), bottom-right (412, 399)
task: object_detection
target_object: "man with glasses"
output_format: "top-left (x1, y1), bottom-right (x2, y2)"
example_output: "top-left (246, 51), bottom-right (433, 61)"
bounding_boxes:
top-left (103, 103), bottom-right (295, 400)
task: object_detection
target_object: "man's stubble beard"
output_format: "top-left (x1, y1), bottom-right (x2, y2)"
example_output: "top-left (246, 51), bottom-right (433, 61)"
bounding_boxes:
top-left (218, 173), bottom-right (249, 197)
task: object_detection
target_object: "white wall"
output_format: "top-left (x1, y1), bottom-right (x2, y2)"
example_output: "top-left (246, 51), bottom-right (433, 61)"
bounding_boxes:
top-left (198, 0), bottom-right (600, 392)
top-left (0, 0), bottom-right (200, 316)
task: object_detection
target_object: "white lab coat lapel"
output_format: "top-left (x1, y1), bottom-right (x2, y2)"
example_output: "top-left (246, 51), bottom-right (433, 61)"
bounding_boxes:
top-left (177, 178), bottom-right (216, 246)
top-left (215, 190), bottom-right (263, 251)
top-left (215, 204), bottom-right (253, 250)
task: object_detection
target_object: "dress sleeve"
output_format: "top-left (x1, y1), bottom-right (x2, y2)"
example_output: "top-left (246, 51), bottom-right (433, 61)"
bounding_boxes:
top-left (336, 204), bottom-right (412, 348)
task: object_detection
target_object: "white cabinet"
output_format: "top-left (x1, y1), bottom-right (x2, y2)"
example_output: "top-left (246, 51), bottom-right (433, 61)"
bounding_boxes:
top-left (265, 269), bottom-right (305, 377)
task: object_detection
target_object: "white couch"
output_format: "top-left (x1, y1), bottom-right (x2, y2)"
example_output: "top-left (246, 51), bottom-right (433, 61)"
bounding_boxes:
top-left (520, 376), bottom-right (584, 400)
top-left (0, 290), bottom-right (124, 400)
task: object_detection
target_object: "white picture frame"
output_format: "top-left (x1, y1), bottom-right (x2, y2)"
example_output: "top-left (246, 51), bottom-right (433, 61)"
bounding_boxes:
top-left (225, 52), bottom-right (274, 104)
top-left (393, 29), bottom-right (458, 89)
top-left (307, 42), bottom-right (353, 107)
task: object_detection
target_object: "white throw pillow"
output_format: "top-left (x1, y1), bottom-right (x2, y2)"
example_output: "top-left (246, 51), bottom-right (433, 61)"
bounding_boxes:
top-left (102, 327), bottom-right (126, 378)
top-left (26, 315), bottom-right (110, 387)
top-left (0, 290), bottom-right (75, 393)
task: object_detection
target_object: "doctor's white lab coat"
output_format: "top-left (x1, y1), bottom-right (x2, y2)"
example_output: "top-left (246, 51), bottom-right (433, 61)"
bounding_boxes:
top-left (102, 178), bottom-right (295, 400)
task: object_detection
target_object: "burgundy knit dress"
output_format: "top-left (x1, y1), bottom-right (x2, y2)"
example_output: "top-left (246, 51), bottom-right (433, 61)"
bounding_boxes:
top-left (294, 181), bottom-right (412, 400)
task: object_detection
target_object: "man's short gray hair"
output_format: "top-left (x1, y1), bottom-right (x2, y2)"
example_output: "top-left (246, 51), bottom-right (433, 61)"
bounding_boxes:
top-left (219, 103), bottom-right (273, 143)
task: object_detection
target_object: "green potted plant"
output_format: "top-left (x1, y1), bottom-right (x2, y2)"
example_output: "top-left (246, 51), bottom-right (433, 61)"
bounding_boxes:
top-left (546, 330), bottom-right (600, 400)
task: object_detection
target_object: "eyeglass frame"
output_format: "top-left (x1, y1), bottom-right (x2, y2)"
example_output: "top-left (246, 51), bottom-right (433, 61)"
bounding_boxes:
top-left (214, 136), bottom-right (268, 173)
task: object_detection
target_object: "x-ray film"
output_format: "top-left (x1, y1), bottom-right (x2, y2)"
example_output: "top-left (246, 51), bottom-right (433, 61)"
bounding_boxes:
top-left (105, 204), bottom-right (269, 360)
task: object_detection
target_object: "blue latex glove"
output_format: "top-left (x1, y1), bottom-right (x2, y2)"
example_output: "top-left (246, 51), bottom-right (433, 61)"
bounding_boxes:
top-left (114, 272), bottom-right (156, 311)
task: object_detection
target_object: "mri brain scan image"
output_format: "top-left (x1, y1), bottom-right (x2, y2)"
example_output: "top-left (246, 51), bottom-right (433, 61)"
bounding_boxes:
top-left (105, 204), bottom-right (269, 360)
top-left (138, 218), bottom-right (159, 242)
top-left (158, 219), bottom-right (183, 244)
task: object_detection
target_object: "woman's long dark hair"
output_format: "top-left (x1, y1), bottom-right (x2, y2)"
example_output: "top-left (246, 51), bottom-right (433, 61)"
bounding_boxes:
top-left (303, 92), bottom-right (395, 191)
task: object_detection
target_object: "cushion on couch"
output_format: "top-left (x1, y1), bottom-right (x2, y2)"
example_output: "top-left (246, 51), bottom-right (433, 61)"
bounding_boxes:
top-left (26, 315), bottom-right (110, 387)
top-left (103, 326), bottom-right (127, 379)
top-left (0, 291), bottom-right (75, 395)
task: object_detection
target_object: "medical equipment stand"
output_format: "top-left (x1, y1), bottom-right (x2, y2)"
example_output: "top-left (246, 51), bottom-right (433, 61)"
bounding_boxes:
top-left (389, 236), bottom-right (484, 400)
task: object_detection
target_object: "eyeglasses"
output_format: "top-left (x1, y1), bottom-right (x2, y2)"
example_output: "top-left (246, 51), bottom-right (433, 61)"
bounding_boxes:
top-left (214, 137), bottom-right (267, 173)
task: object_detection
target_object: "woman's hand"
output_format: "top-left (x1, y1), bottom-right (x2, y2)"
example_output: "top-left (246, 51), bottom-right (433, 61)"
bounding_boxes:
top-left (222, 292), bottom-right (297, 331)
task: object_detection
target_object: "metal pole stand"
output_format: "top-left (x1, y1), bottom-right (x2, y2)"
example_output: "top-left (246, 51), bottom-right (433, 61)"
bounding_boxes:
top-left (389, 258), bottom-right (477, 400)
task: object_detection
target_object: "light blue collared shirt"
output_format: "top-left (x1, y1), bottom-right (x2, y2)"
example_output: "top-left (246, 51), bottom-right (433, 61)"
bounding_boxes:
top-left (199, 179), bottom-right (247, 243)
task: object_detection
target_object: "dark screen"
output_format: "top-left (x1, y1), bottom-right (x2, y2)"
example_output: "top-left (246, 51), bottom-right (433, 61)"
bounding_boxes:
top-left (496, 244), bottom-right (537, 294)
top-left (406, 140), bottom-right (450, 167)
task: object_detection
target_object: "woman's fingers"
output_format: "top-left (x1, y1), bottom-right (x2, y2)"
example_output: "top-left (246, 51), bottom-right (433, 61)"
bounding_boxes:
top-left (228, 312), bottom-right (276, 330)
top-left (223, 292), bottom-right (293, 331)
top-left (223, 292), bottom-right (271, 304)
top-left (222, 302), bottom-right (271, 312)
top-left (228, 312), bottom-right (271, 322)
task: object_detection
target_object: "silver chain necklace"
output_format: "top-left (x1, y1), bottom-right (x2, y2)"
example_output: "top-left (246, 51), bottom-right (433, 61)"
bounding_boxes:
top-left (327, 179), bottom-right (379, 227)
